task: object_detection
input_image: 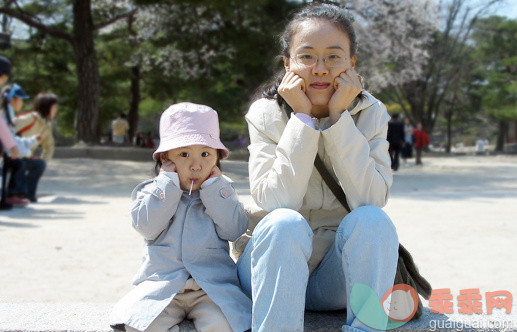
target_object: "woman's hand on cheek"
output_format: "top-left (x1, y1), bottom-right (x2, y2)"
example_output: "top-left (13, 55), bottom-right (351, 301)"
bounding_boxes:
top-left (208, 165), bottom-right (222, 179)
top-left (278, 71), bottom-right (312, 115)
top-left (328, 68), bottom-right (362, 124)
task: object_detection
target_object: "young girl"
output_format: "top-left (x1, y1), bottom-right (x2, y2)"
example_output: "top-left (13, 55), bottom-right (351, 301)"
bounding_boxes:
top-left (111, 102), bottom-right (252, 332)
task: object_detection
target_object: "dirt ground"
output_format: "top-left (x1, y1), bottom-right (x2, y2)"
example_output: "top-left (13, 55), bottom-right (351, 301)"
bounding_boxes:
top-left (0, 155), bottom-right (516, 304)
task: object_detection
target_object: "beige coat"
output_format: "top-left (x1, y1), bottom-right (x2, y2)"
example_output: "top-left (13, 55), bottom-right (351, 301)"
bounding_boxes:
top-left (234, 91), bottom-right (393, 273)
top-left (14, 111), bottom-right (55, 162)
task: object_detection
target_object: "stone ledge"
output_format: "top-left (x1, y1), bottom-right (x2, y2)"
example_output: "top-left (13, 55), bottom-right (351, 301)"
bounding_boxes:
top-left (1, 303), bottom-right (515, 331)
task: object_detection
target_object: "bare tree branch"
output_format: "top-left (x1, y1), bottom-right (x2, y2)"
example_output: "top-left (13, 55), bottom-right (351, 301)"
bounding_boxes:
top-left (0, 0), bottom-right (73, 42)
top-left (93, 9), bottom-right (136, 31)
top-left (0, 3), bottom-right (73, 41)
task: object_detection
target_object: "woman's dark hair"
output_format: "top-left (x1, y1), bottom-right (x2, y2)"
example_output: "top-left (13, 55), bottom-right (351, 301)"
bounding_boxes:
top-left (154, 149), bottom-right (224, 177)
top-left (1, 84), bottom-right (15, 126)
top-left (33, 92), bottom-right (58, 119)
top-left (257, 3), bottom-right (363, 107)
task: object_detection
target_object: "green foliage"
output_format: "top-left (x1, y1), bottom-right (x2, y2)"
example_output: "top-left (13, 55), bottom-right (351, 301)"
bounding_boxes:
top-left (220, 121), bottom-right (248, 141)
top-left (385, 103), bottom-right (403, 116)
top-left (97, 29), bottom-right (134, 135)
top-left (134, 0), bottom-right (299, 128)
top-left (472, 16), bottom-right (517, 121)
top-left (0, 0), bottom-right (301, 139)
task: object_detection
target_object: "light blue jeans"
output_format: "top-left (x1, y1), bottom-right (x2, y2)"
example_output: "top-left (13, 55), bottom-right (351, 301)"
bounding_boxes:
top-left (236, 206), bottom-right (399, 332)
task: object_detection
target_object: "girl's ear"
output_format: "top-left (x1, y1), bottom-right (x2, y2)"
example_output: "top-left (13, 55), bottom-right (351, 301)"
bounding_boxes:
top-left (283, 57), bottom-right (290, 72)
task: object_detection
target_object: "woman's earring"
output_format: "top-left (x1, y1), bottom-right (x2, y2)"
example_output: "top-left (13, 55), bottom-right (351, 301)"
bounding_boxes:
top-left (358, 75), bottom-right (365, 89)
top-left (283, 57), bottom-right (290, 72)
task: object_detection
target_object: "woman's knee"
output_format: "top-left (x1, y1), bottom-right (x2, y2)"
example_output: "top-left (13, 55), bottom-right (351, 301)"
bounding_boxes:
top-left (254, 208), bottom-right (313, 243)
top-left (337, 205), bottom-right (398, 245)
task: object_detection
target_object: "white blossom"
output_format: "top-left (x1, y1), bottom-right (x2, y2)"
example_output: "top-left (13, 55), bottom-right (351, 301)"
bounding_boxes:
top-left (339, 0), bottom-right (440, 91)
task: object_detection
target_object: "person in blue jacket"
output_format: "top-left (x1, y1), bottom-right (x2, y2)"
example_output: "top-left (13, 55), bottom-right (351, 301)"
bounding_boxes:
top-left (111, 102), bottom-right (251, 332)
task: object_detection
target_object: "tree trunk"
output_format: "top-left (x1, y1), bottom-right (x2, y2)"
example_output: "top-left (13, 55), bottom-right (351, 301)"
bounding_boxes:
top-left (128, 65), bottom-right (140, 144)
top-left (495, 120), bottom-right (507, 152)
top-left (72, 0), bottom-right (101, 143)
top-left (445, 109), bottom-right (452, 154)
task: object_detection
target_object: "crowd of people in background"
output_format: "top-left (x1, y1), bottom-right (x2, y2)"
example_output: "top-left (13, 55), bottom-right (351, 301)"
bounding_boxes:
top-left (0, 56), bottom-right (58, 209)
top-left (388, 112), bottom-right (430, 170)
top-left (134, 131), bottom-right (155, 149)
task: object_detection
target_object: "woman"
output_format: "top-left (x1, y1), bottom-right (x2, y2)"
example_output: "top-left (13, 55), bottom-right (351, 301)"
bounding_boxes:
top-left (235, 4), bottom-right (399, 331)
top-left (12, 92), bottom-right (58, 202)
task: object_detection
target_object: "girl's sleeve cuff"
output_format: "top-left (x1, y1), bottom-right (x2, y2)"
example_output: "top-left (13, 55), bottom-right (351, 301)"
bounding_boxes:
top-left (201, 177), bottom-right (218, 188)
top-left (161, 171), bottom-right (181, 188)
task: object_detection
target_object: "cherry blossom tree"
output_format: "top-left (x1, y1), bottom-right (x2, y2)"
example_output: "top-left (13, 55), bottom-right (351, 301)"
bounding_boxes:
top-left (374, 0), bottom-right (501, 134)
top-left (338, 0), bottom-right (440, 91)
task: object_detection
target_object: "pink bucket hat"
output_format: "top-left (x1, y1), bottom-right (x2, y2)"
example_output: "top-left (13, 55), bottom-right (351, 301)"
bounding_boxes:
top-left (153, 102), bottom-right (229, 160)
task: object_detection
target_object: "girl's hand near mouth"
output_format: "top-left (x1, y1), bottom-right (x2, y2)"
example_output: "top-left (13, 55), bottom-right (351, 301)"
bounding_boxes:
top-left (208, 165), bottom-right (222, 179)
top-left (160, 154), bottom-right (177, 173)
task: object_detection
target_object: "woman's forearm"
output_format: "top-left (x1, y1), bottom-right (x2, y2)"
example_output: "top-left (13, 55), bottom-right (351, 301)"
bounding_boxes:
top-left (322, 108), bottom-right (392, 209)
top-left (247, 113), bottom-right (319, 212)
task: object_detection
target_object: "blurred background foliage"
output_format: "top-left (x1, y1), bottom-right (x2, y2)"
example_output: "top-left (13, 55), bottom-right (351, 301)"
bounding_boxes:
top-left (0, 0), bottom-right (515, 150)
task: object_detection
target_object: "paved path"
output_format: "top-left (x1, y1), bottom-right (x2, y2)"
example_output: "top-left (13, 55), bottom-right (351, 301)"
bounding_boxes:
top-left (1, 155), bottom-right (516, 330)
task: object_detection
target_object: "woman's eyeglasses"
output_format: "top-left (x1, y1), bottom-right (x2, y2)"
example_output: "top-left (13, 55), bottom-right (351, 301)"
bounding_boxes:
top-left (290, 54), bottom-right (347, 68)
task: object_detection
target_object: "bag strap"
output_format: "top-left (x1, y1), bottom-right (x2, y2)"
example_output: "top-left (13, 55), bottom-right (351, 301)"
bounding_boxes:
top-left (282, 105), bottom-right (352, 212)
top-left (17, 114), bottom-right (38, 135)
top-left (314, 155), bottom-right (351, 212)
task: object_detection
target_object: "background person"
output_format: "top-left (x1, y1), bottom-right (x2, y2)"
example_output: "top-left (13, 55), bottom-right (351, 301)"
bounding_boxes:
top-left (387, 113), bottom-right (404, 171)
top-left (15, 92), bottom-right (58, 162)
top-left (413, 122), bottom-right (430, 166)
top-left (111, 113), bottom-right (129, 144)
top-left (145, 131), bottom-right (155, 149)
top-left (0, 55), bottom-right (19, 210)
top-left (401, 117), bottom-right (414, 166)
top-left (0, 56), bottom-right (17, 159)
top-left (1, 84), bottom-right (40, 207)
top-left (0, 56), bottom-right (12, 86)
top-left (14, 92), bottom-right (59, 202)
